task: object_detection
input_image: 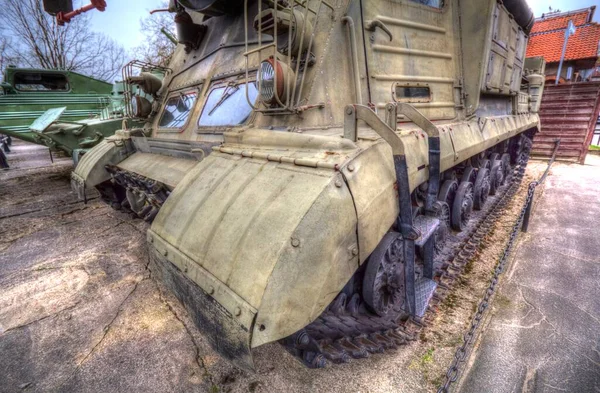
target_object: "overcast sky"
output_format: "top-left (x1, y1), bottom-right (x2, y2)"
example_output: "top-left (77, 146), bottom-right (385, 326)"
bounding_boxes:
top-left (87, 0), bottom-right (600, 51)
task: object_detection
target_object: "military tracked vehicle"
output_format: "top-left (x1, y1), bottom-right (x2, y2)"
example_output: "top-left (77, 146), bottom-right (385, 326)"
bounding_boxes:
top-left (0, 65), bottom-right (161, 164)
top-left (60, 0), bottom-right (543, 370)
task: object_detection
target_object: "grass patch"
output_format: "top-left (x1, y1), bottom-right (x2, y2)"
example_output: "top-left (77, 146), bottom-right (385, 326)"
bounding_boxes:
top-left (421, 348), bottom-right (435, 364)
top-left (589, 145), bottom-right (600, 151)
top-left (409, 347), bottom-right (436, 371)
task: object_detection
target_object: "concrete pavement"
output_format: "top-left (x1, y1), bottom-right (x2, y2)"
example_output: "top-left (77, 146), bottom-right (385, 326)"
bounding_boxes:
top-left (458, 155), bottom-right (600, 393)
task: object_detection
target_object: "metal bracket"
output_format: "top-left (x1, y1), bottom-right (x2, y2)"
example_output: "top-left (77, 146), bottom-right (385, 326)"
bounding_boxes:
top-left (343, 104), bottom-right (404, 155)
top-left (396, 103), bottom-right (439, 137)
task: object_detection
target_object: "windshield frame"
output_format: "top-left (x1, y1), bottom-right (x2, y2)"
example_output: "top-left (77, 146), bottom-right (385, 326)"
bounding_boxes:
top-left (196, 76), bottom-right (258, 134)
top-left (156, 87), bottom-right (201, 133)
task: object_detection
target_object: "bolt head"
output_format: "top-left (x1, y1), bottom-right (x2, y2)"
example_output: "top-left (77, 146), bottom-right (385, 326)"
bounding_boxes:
top-left (208, 286), bottom-right (215, 295)
top-left (235, 307), bottom-right (242, 316)
top-left (163, 250), bottom-right (168, 257)
top-left (351, 247), bottom-right (359, 256)
top-left (348, 164), bottom-right (355, 172)
top-left (346, 107), bottom-right (353, 115)
top-left (335, 179), bottom-right (343, 188)
top-left (291, 238), bottom-right (300, 247)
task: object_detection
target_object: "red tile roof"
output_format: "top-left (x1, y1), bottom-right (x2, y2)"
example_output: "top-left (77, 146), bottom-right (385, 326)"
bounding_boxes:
top-left (526, 7), bottom-right (600, 63)
top-left (531, 8), bottom-right (593, 34)
top-left (527, 24), bottom-right (600, 62)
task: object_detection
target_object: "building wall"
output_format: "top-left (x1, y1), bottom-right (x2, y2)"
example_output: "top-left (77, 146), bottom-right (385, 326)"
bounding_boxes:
top-left (545, 58), bottom-right (598, 82)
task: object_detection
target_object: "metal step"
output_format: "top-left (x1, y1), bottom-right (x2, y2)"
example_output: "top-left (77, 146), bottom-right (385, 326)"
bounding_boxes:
top-left (413, 215), bottom-right (440, 247)
top-left (414, 278), bottom-right (437, 318)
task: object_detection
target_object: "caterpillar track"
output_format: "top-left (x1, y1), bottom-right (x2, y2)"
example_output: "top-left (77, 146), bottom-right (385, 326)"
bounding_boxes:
top-left (282, 140), bottom-right (533, 368)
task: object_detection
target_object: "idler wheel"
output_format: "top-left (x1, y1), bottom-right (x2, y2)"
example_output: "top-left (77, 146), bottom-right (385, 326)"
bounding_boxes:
top-left (489, 161), bottom-right (504, 196)
top-left (501, 153), bottom-right (511, 184)
top-left (438, 179), bottom-right (459, 208)
top-left (480, 159), bottom-right (491, 170)
top-left (451, 182), bottom-right (474, 231)
top-left (363, 232), bottom-right (405, 316)
top-left (473, 168), bottom-right (491, 210)
top-left (488, 152), bottom-right (500, 163)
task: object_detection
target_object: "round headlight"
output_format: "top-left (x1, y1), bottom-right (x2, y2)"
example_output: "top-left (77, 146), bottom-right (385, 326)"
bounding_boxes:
top-left (258, 58), bottom-right (295, 106)
top-left (131, 96), bottom-right (152, 118)
top-left (259, 60), bottom-right (276, 102)
top-left (277, 10), bottom-right (313, 56)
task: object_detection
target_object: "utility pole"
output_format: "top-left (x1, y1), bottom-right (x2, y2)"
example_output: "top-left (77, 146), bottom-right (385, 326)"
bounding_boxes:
top-left (556, 20), bottom-right (577, 85)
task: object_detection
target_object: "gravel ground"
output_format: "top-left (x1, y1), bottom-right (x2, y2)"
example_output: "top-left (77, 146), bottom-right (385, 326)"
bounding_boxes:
top-left (0, 140), bottom-right (550, 393)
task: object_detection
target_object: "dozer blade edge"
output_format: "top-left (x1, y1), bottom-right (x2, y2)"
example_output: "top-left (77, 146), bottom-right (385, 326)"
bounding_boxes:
top-left (149, 239), bottom-right (256, 372)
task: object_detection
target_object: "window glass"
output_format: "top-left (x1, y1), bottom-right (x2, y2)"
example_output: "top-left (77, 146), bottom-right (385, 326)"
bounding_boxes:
top-left (159, 91), bottom-right (198, 128)
top-left (566, 66), bottom-right (574, 81)
top-left (409, 0), bottom-right (444, 8)
top-left (14, 72), bottom-right (69, 91)
top-left (395, 85), bottom-right (431, 102)
top-left (198, 82), bottom-right (258, 127)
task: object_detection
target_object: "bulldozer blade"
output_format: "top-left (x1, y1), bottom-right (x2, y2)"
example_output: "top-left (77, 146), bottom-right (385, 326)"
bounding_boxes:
top-left (149, 247), bottom-right (256, 372)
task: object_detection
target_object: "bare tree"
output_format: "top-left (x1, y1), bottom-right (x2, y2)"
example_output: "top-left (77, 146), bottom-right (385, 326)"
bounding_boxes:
top-left (134, 2), bottom-right (177, 67)
top-left (0, 0), bottom-right (126, 81)
top-left (0, 36), bottom-right (24, 75)
top-left (0, 36), bottom-right (11, 75)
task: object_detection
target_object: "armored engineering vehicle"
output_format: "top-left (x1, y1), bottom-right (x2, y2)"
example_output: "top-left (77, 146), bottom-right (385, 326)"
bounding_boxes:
top-left (0, 66), bottom-right (157, 163)
top-left (64, 0), bottom-right (543, 370)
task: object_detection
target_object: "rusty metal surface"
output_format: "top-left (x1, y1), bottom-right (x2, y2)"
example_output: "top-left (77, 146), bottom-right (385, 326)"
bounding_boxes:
top-left (533, 82), bottom-right (600, 163)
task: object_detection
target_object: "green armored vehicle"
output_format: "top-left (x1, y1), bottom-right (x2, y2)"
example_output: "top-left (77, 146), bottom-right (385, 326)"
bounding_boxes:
top-left (62, 0), bottom-right (542, 370)
top-left (0, 66), bottom-right (159, 163)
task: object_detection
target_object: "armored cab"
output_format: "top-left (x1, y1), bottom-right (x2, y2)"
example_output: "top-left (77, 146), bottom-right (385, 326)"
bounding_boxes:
top-left (69, 0), bottom-right (541, 370)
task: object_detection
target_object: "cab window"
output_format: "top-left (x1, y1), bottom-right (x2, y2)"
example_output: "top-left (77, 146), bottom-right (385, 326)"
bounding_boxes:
top-left (409, 0), bottom-right (444, 8)
top-left (14, 72), bottom-right (69, 91)
top-left (198, 82), bottom-right (258, 127)
top-left (159, 91), bottom-right (198, 128)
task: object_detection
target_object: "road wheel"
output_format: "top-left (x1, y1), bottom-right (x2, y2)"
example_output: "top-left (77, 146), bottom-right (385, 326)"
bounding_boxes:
top-left (451, 182), bottom-right (474, 231)
top-left (489, 161), bottom-right (504, 196)
top-left (473, 168), bottom-right (491, 210)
